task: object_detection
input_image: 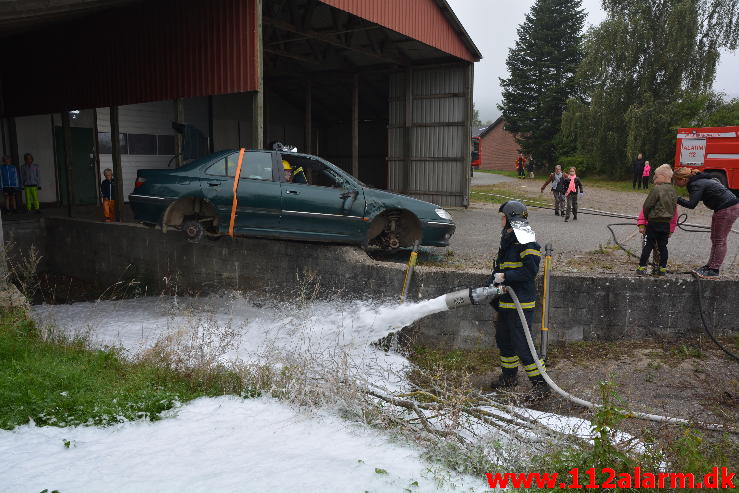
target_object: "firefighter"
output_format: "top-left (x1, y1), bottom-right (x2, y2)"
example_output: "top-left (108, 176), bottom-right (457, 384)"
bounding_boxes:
top-left (282, 160), bottom-right (307, 184)
top-left (489, 200), bottom-right (549, 399)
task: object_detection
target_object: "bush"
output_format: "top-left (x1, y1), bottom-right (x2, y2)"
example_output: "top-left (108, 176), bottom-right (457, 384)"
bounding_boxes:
top-left (559, 155), bottom-right (592, 176)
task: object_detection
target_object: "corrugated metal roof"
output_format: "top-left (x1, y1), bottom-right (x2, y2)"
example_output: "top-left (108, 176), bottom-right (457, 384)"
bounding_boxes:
top-left (318, 0), bottom-right (481, 62)
top-left (1, 0), bottom-right (259, 117)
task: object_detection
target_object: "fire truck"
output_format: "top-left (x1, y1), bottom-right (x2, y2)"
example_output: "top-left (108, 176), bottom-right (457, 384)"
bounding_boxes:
top-left (471, 135), bottom-right (481, 169)
top-left (674, 126), bottom-right (739, 192)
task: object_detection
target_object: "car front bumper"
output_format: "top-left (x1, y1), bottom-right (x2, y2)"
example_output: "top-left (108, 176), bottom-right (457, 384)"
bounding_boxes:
top-left (421, 220), bottom-right (456, 246)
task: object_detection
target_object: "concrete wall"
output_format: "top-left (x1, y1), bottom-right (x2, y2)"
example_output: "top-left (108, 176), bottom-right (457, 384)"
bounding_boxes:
top-left (14, 114), bottom-right (58, 203)
top-left (479, 120), bottom-right (519, 172)
top-left (4, 217), bottom-right (738, 349)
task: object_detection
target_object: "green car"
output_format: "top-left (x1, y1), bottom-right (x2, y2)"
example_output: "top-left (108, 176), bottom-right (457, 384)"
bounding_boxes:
top-left (129, 150), bottom-right (455, 249)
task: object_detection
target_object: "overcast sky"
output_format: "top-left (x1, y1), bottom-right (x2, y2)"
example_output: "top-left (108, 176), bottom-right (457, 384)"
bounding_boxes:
top-left (447, 0), bottom-right (739, 123)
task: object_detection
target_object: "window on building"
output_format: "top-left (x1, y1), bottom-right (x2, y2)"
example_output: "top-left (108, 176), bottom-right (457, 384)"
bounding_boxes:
top-left (97, 132), bottom-right (128, 154)
top-left (127, 133), bottom-right (157, 155)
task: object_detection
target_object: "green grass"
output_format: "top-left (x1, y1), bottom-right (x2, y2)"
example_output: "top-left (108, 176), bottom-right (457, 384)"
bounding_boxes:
top-left (475, 169), bottom-right (520, 178)
top-left (0, 308), bottom-right (250, 430)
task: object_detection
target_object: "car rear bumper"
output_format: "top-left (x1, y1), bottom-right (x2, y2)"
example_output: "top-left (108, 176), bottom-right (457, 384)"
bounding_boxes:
top-left (129, 194), bottom-right (173, 224)
top-left (421, 221), bottom-right (455, 246)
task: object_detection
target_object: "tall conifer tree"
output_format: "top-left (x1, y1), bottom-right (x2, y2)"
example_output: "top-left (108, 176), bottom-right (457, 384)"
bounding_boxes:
top-left (499, 0), bottom-right (586, 167)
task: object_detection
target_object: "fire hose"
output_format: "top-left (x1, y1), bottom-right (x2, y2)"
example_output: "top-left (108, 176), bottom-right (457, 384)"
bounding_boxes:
top-left (441, 285), bottom-right (737, 433)
top-left (607, 214), bottom-right (739, 362)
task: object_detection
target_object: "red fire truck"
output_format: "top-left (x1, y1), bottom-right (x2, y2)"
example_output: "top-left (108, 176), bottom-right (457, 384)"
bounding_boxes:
top-left (471, 136), bottom-right (481, 169)
top-left (674, 126), bottom-right (739, 192)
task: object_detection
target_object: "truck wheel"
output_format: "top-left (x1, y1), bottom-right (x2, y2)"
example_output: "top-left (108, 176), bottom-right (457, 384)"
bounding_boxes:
top-left (182, 219), bottom-right (204, 243)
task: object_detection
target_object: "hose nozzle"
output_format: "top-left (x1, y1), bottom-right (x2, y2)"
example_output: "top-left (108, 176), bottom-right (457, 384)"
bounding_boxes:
top-left (444, 285), bottom-right (505, 310)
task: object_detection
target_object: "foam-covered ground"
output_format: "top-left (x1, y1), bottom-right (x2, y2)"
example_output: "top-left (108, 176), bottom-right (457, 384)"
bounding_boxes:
top-left (0, 294), bottom-right (602, 492)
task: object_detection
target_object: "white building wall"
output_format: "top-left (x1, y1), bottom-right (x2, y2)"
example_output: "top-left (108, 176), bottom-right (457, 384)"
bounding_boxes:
top-left (97, 101), bottom-right (175, 200)
top-left (14, 114), bottom-right (57, 203)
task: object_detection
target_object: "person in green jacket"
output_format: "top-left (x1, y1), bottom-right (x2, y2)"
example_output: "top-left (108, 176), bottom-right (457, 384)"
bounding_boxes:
top-left (636, 164), bottom-right (678, 276)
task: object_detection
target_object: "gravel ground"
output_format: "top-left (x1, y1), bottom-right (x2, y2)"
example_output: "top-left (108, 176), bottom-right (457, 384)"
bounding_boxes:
top-left (426, 173), bottom-right (739, 278)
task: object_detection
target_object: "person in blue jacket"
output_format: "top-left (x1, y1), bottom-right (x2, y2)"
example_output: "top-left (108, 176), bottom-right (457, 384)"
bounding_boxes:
top-left (0, 155), bottom-right (20, 213)
top-left (489, 201), bottom-right (549, 399)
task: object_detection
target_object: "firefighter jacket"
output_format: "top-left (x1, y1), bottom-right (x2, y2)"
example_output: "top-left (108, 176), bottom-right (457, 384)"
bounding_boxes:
top-left (489, 229), bottom-right (541, 311)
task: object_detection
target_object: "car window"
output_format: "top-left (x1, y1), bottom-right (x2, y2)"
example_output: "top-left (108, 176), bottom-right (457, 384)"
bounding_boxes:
top-left (228, 151), bottom-right (273, 181)
top-left (205, 159), bottom-right (227, 176)
top-left (281, 155), bottom-right (347, 188)
top-left (311, 167), bottom-right (346, 188)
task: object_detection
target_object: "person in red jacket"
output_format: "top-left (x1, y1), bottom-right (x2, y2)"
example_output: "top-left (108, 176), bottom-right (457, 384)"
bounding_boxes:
top-left (515, 153), bottom-right (526, 179)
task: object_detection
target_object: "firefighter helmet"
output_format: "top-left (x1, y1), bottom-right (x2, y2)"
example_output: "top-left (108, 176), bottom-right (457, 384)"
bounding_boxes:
top-left (499, 200), bottom-right (528, 222)
top-left (282, 160), bottom-right (293, 171)
top-left (499, 200), bottom-right (535, 244)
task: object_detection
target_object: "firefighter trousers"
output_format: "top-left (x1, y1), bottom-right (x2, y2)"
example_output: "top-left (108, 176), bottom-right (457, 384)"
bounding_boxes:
top-left (495, 308), bottom-right (545, 383)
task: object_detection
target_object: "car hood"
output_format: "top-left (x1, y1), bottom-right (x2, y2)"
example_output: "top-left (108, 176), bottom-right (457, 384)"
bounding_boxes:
top-left (363, 188), bottom-right (449, 222)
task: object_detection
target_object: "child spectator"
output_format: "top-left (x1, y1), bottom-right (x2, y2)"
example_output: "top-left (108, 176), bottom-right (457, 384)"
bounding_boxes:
top-left (20, 153), bottom-right (40, 213)
top-left (0, 155), bottom-right (20, 213)
top-left (527, 159), bottom-right (535, 179)
top-left (636, 164), bottom-right (677, 276)
top-left (100, 168), bottom-right (117, 222)
top-left (557, 167), bottom-right (583, 222)
top-left (540, 164), bottom-right (565, 216)
top-left (642, 160), bottom-right (651, 190)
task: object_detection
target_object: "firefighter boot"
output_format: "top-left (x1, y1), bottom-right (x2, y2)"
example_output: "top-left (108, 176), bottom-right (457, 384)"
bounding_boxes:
top-left (522, 377), bottom-right (551, 403)
top-left (490, 372), bottom-right (518, 390)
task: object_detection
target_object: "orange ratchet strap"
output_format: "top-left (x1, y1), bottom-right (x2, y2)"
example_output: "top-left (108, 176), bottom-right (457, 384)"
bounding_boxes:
top-left (228, 148), bottom-right (245, 237)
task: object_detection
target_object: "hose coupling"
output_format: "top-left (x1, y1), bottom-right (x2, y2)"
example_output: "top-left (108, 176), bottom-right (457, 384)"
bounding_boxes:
top-left (470, 285), bottom-right (506, 305)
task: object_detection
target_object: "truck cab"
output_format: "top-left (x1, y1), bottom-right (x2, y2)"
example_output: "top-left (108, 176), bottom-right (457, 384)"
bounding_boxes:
top-left (674, 126), bottom-right (739, 193)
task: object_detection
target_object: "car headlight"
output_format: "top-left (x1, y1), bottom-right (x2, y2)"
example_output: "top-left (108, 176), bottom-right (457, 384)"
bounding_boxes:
top-left (435, 208), bottom-right (452, 220)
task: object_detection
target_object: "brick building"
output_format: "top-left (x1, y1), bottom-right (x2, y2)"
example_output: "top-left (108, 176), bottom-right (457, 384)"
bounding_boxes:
top-left (476, 117), bottom-right (520, 171)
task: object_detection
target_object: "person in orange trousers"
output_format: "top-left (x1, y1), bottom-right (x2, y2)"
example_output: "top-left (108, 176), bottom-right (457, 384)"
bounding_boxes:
top-left (100, 168), bottom-right (117, 222)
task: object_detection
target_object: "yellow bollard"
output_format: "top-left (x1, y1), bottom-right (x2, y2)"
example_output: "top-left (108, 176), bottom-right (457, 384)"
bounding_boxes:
top-left (540, 243), bottom-right (553, 359)
top-left (400, 241), bottom-right (420, 302)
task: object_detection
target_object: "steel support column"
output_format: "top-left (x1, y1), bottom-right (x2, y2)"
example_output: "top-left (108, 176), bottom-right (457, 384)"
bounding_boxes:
top-left (403, 68), bottom-right (413, 194)
top-left (305, 82), bottom-right (312, 154)
top-left (61, 110), bottom-right (74, 217)
top-left (174, 98), bottom-right (184, 167)
top-left (251, 0), bottom-right (264, 149)
top-left (110, 105), bottom-right (125, 222)
top-left (352, 74), bottom-right (359, 178)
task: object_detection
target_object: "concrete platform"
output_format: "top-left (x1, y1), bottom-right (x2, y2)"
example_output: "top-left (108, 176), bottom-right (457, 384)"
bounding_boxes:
top-left (3, 216), bottom-right (737, 349)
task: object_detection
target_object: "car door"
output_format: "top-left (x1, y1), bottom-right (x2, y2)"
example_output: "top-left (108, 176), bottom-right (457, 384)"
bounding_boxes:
top-left (280, 158), bottom-right (366, 239)
top-left (201, 151), bottom-right (282, 233)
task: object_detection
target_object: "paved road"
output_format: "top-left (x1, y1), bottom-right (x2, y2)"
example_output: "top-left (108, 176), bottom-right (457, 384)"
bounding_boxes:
top-left (471, 171), bottom-right (516, 186)
top-left (439, 202), bottom-right (739, 276)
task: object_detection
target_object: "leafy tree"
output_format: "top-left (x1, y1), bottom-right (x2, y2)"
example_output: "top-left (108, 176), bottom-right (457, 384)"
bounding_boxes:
top-left (471, 104), bottom-right (493, 128)
top-left (562, 0), bottom-right (739, 176)
top-left (499, 0), bottom-right (586, 167)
